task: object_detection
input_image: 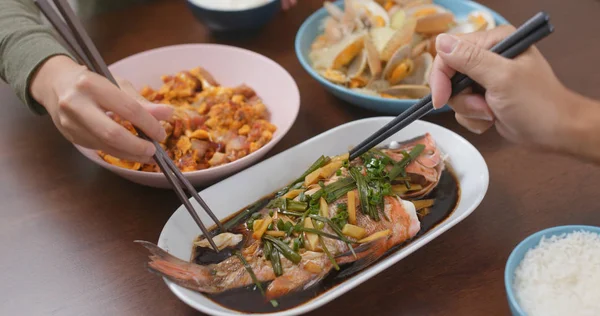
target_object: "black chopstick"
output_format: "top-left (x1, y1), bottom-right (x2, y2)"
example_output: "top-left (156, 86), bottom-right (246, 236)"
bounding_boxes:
top-left (35, 0), bottom-right (224, 251)
top-left (349, 12), bottom-right (553, 160)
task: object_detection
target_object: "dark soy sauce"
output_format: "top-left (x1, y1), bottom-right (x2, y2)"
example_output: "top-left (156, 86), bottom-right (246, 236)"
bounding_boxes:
top-left (192, 169), bottom-right (460, 313)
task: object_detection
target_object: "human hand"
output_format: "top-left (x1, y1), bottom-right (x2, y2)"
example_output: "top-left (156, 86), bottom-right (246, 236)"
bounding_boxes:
top-left (429, 25), bottom-right (573, 151)
top-left (30, 55), bottom-right (173, 163)
top-left (281, 0), bottom-right (297, 10)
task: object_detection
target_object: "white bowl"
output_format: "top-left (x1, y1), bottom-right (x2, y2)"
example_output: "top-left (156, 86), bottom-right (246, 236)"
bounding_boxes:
top-left (154, 117), bottom-right (490, 315)
top-left (74, 44), bottom-right (300, 188)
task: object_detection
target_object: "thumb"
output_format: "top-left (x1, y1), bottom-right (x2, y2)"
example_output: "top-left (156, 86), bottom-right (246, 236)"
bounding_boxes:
top-left (435, 33), bottom-right (510, 89)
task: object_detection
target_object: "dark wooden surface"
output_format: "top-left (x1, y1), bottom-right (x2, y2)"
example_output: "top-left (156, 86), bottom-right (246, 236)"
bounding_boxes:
top-left (2, 0), bottom-right (600, 315)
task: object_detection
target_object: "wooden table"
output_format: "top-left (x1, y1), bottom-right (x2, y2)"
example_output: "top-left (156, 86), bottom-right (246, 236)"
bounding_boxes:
top-left (2, 0), bottom-right (600, 315)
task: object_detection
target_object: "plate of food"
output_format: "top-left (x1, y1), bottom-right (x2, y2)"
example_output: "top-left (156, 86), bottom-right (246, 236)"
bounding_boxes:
top-left (74, 44), bottom-right (300, 188)
top-left (295, 0), bottom-right (509, 114)
top-left (136, 117), bottom-right (489, 315)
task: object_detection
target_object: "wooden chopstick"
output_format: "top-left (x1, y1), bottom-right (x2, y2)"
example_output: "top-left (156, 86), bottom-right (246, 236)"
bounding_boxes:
top-left (35, 0), bottom-right (224, 251)
top-left (349, 12), bottom-right (554, 160)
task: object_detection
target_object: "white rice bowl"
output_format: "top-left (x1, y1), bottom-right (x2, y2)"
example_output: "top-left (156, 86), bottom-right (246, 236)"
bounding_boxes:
top-left (513, 230), bottom-right (600, 316)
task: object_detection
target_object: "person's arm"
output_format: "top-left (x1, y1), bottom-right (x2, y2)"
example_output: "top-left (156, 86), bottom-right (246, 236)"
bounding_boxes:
top-left (0, 0), bottom-right (74, 115)
top-left (557, 91), bottom-right (600, 164)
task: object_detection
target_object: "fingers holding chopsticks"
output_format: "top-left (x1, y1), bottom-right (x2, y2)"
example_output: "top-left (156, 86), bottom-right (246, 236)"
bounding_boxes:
top-left (30, 55), bottom-right (170, 163)
top-left (430, 26), bottom-right (518, 109)
top-left (428, 18), bottom-right (571, 149)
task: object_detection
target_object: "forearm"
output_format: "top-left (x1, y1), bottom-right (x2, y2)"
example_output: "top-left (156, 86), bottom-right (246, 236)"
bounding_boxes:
top-left (557, 89), bottom-right (600, 164)
top-left (0, 0), bottom-right (73, 115)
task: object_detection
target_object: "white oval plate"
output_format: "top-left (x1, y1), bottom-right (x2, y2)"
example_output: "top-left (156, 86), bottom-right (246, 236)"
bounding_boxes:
top-left (155, 117), bottom-right (489, 315)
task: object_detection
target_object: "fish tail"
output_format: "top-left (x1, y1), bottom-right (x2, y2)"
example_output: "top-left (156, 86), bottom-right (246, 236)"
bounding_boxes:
top-left (135, 240), bottom-right (219, 293)
top-left (334, 238), bottom-right (388, 279)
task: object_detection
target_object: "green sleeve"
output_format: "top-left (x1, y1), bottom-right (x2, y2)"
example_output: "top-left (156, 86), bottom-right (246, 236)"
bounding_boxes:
top-left (0, 0), bottom-right (74, 115)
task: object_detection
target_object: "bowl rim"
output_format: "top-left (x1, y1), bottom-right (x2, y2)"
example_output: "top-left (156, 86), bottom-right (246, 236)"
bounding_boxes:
top-left (294, 0), bottom-right (510, 106)
top-left (504, 224), bottom-right (600, 316)
top-left (186, 0), bottom-right (278, 12)
top-left (81, 43), bottom-right (300, 178)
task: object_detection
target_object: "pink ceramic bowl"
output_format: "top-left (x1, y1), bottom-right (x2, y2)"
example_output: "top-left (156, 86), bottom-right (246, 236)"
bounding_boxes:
top-left (74, 44), bottom-right (300, 189)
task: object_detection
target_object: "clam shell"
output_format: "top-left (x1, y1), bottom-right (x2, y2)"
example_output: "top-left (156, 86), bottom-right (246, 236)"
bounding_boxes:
top-left (320, 69), bottom-right (349, 84)
top-left (470, 10), bottom-right (496, 30)
top-left (380, 84), bottom-right (430, 99)
top-left (405, 4), bottom-right (448, 17)
top-left (402, 0), bottom-right (434, 9)
top-left (411, 38), bottom-right (429, 56)
top-left (364, 36), bottom-right (382, 77)
top-left (403, 52), bottom-right (433, 85)
top-left (366, 78), bottom-right (391, 91)
top-left (351, 87), bottom-right (381, 96)
top-left (382, 44), bottom-right (411, 80)
top-left (310, 31), bottom-right (366, 70)
top-left (324, 1), bottom-right (345, 21)
top-left (378, 17), bottom-right (416, 61)
top-left (404, 4), bottom-right (454, 34)
top-left (414, 12), bottom-right (455, 34)
top-left (449, 10), bottom-right (496, 34)
top-left (347, 49), bottom-right (368, 79)
top-left (352, 0), bottom-right (390, 27)
top-left (389, 8), bottom-right (406, 29)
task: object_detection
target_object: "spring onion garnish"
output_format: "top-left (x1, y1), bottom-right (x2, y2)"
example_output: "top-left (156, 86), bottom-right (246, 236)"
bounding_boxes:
top-left (263, 235), bottom-right (302, 264)
top-left (318, 236), bottom-right (340, 271)
top-left (223, 198), bottom-right (269, 231)
top-left (264, 239), bottom-right (273, 260)
top-left (388, 144), bottom-right (425, 180)
top-left (350, 167), bottom-right (379, 221)
top-left (324, 179), bottom-right (356, 203)
top-left (294, 156), bottom-right (330, 186)
top-left (267, 198), bottom-right (308, 212)
top-left (276, 155), bottom-right (330, 197)
top-left (298, 191), bottom-right (306, 202)
top-left (270, 247), bottom-right (283, 277)
top-left (309, 214), bottom-right (356, 259)
top-left (234, 250), bottom-right (278, 307)
top-left (292, 237), bottom-right (301, 251)
top-left (299, 227), bottom-right (346, 241)
top-left (331, 208), bottom-right (348, 230)
top-left (370, 148), bottom-right (394, 164)
top-left (280, 210), bottom-right (304, 217)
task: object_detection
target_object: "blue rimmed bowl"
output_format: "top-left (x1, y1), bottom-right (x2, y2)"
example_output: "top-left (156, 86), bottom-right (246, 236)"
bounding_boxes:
top-left (504, 225), bottom-right (600, 316)
top-left (295, 0), bottom-right (509, 115)
top-left (186, 0), bottom-right (281, 32)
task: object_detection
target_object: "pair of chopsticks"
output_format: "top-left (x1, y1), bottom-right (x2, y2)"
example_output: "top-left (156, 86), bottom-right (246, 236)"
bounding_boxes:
top-left (35, 0), bottom-right (224, 251)
top-left (349, 12), bottom-right (554, 160)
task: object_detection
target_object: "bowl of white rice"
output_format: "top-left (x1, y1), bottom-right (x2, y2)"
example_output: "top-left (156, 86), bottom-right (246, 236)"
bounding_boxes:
top-left (505, 225), bottom-right (600, 316)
